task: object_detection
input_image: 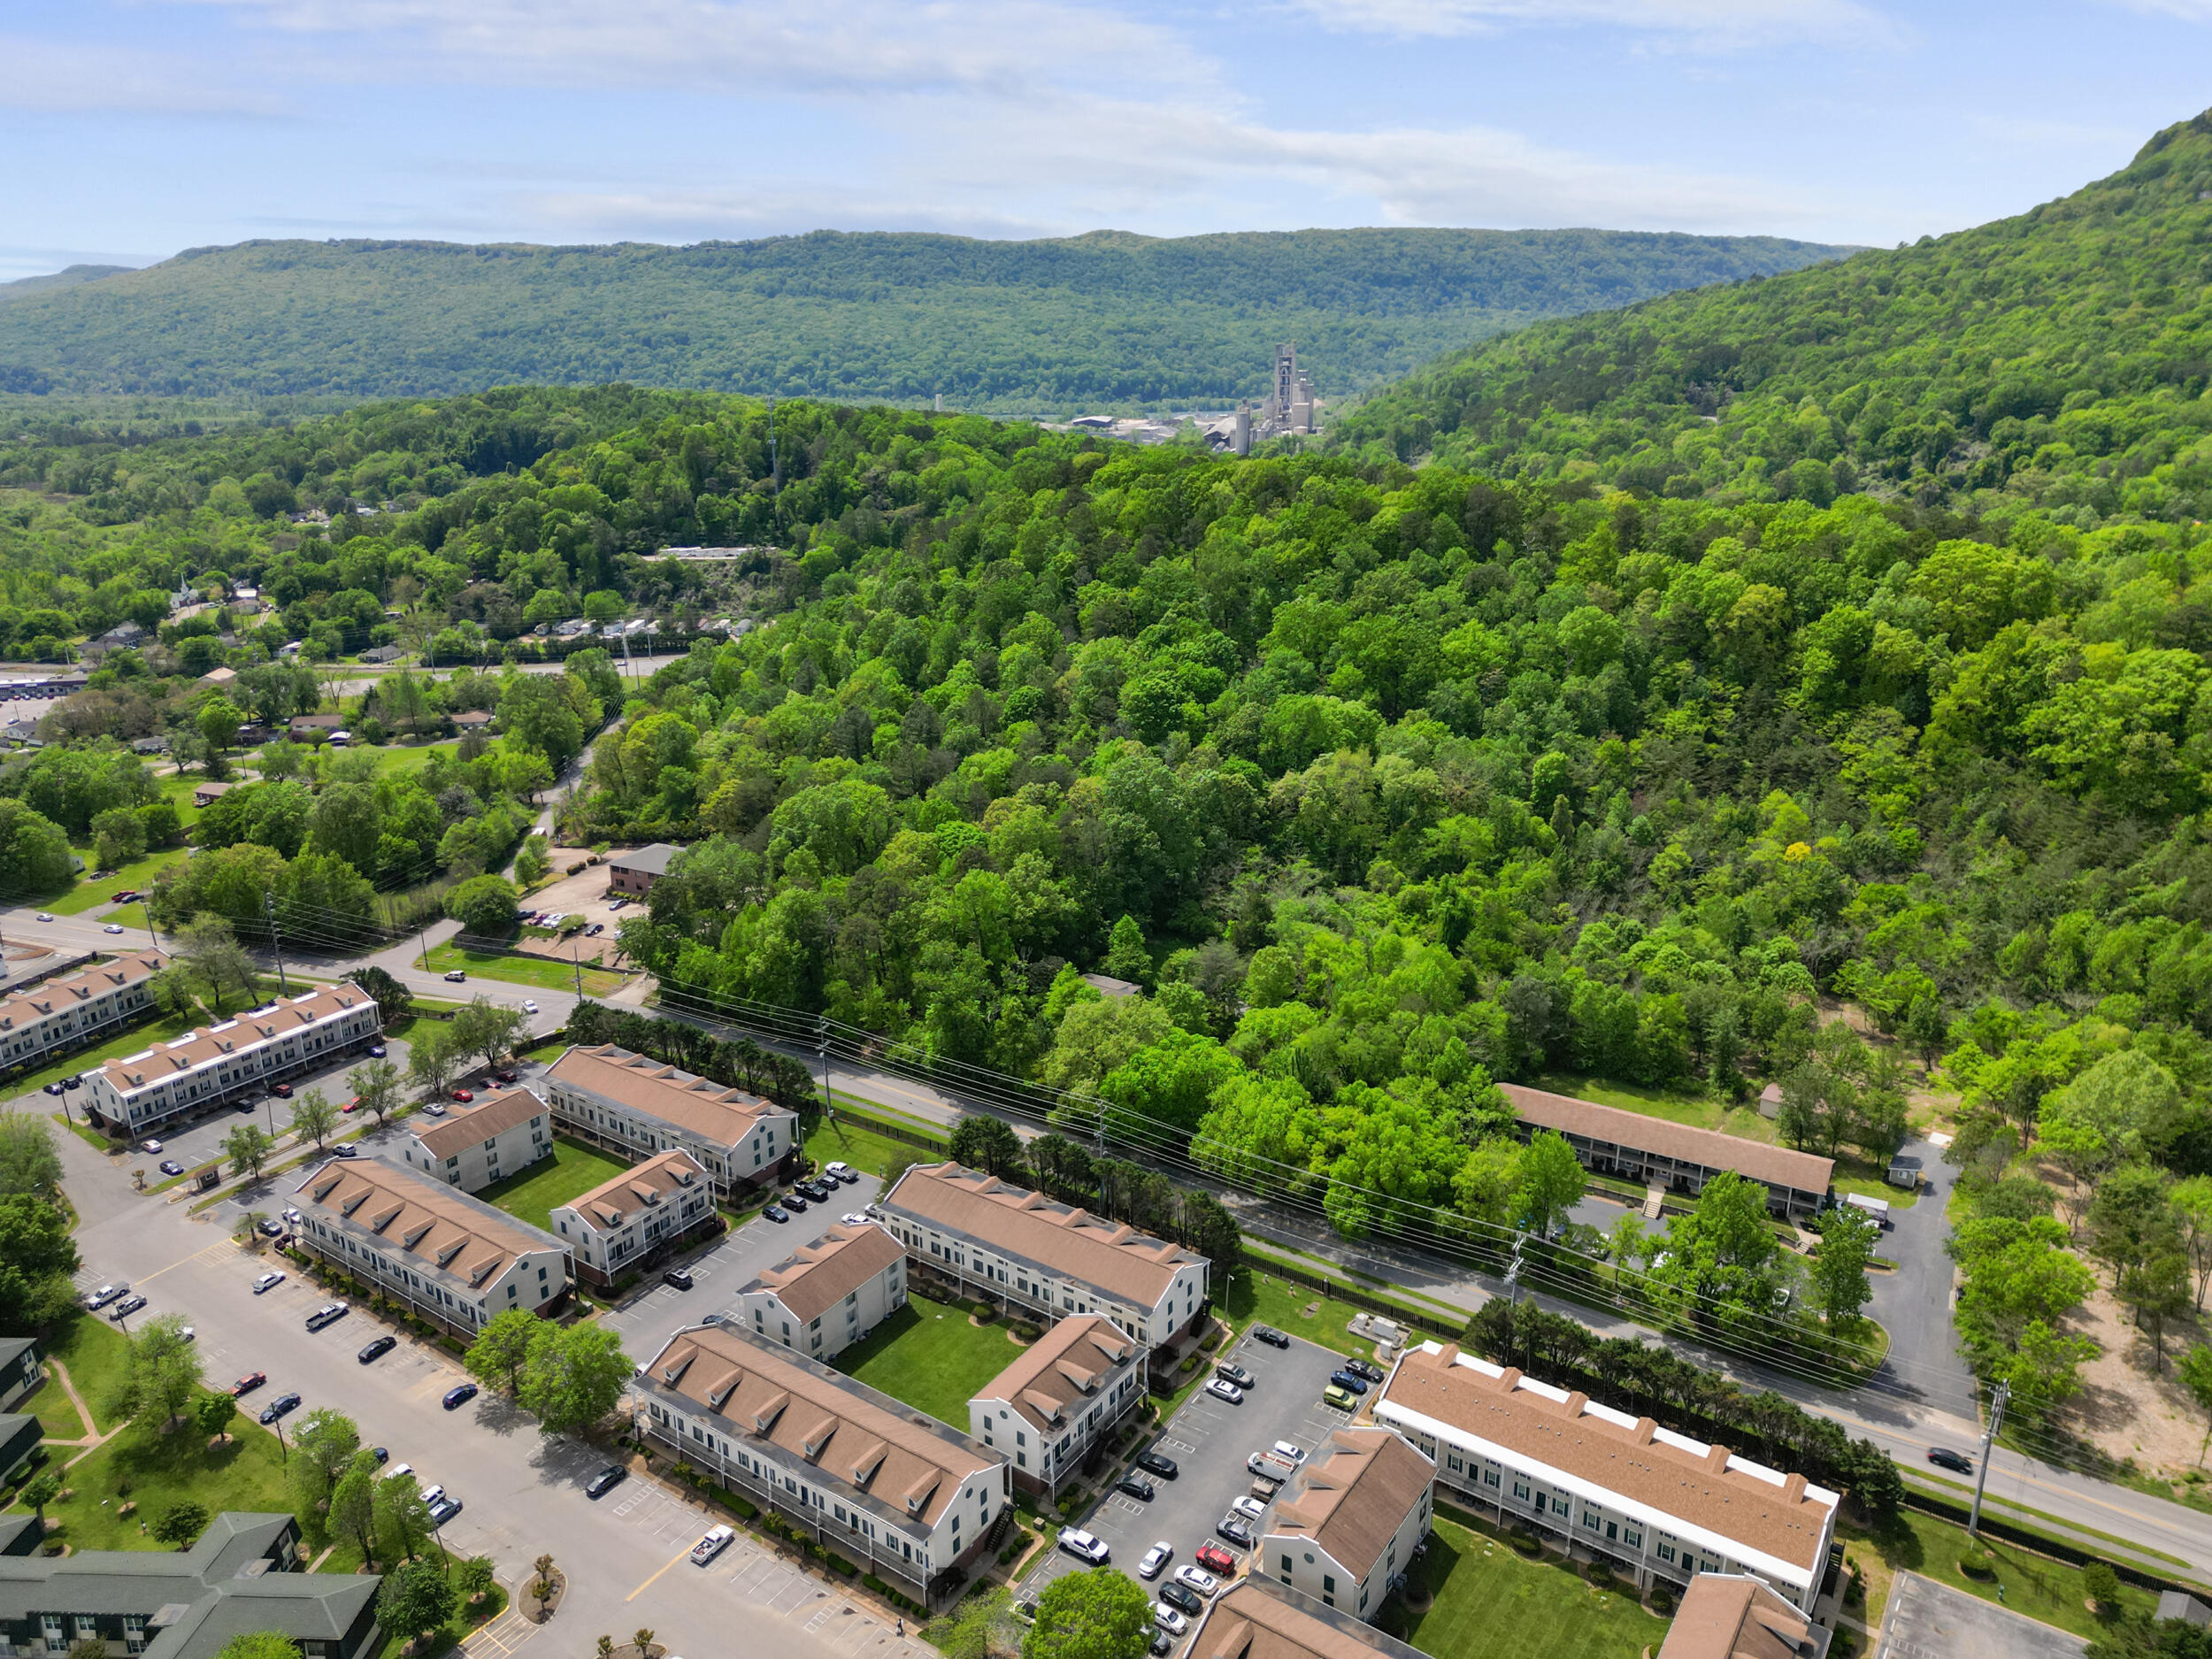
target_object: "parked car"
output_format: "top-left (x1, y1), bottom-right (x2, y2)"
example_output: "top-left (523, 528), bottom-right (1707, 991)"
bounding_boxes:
top-left (367, 1044), bottom-right (388, 1058)
top-left (1926, 1447), bottom-right (1974, 1474)
top-left (442, 1383), bottom-right (478, 1410)
top-left (587, 1465), bottom-right (628, 1499)
top-left (1214, 1517), bottom-right (1253, 1548)
top-left (824, 1161), bottom-right (854, 1181)
top-left (358, 1336), bottom-right (397, 1364)
top-left (443, 970), bottom-right (466, 983)
top-left (423, 1102), bottom-right (448, 1117)
top-left (1273, 1442), bottom-right (1307, 1465)
top-left (60, 1075), bottom-right (79, 1090)
top-left (419, 1485), bottom-right (446, 1509)
top-left (662, 1268), bottom-right (695, 1291)
top-left (1057, 1527), bottom-right (1110, 1564)
top-left (331, 1144), bottom-right (359, 1158)
top-left (841, 1211), bottom-right (870, 1225)
top-left (232, 1371), bottom-right (266, 1396)
top-left (1327, 1370), bottom-right (1370, 1395)
top-left (494, 1069), bottom-right (518, 1085)
top-left (1150, 1605), bottom-right (1187, 1637)
top-left (304, 1302), bottom-right (349, 1332)
top-left (586, 923), bottom-right (605, 937)
top-left (1250, 1325), bottom-right (1290, 1348)
top-left (258, 1392), bottom-right (302, 1425)
top-left (763, 1205), bottom-right (788, 1223)
top-left (1322, 1385), bottom-right (1359, 1411)
top-left (1216, 1362), bottom-right (1256, 1389)
top-left (1194, 1543), bottom-right (1236, 1576)
top-left (269, 1082), bottom-right (293, 1099)
top-left (1230, 1496), bottom-right (1266, 1523)
top-left (371, 1447), bottom-right (389, 1464)
top-left (1343, 1358), bottom-right (1386, 1383)
top-left (257, 1217), bottom-right (285, 1238)
top-left (451, 1088), bottom-right (473, 1103)
top-left (1134, 1449), bottom-right (1179, 1479)
top-left (109, 1294), bottom-right (147, 1319)
top-left (282, 1208), bottom-right (303, 1225)
top-left (253, 1271), bottom-right (286, 1294)
top-left (427, 1497), bottom-right (462, 1526)
top-left (112, 889), bottom-right (140, 903)
top-left (690, 1525), bottom-right (735, 1565)
top-left (781, 1192), bottom-right (808, 1211)
top-left (42, 1082), bottom-right (62, 1096)
top-left (139, 1139), bottom-right (162, 1154)
top-left (1172, 1566), bottom-right (1218, 1598)
top-left (382, 1463), bottom-right (413, 1483)
top-left (1148, 1636), bottom-right (1171, 1657)
top-left (1204, 1379), bottom-right (1244, 1404)
top-left (342, 1097), bottom-right (362, 1114)
top-left (157, 1160), bottom-right (184, 1177)
top-left (1115, 1474), bottom-right (1156, 1502)
top-left (1158, 1583), bottom-right (1202, 1617)
top-left (1137, 1542), bottom-right (1171, 1580)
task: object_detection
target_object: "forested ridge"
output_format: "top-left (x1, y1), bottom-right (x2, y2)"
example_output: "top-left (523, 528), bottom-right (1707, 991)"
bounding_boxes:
top-left (1333, 111), bottom-right (2212, 526)
top-left (0, 227), bottom-right (1846, 412)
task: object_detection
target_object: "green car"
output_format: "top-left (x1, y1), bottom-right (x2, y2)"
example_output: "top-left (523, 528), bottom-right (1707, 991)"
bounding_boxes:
top-left (1323, 1384), bottom-right (1360, 1411)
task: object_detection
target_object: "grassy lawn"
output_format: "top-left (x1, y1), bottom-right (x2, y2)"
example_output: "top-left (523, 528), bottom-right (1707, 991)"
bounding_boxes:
top-left (6, 1013), bottom-right (200, 1103)
top-left (423, 942), bottom-right (625, 997)
top-left (1531, 1071), bottom-right (1778, 1144)
top-left (806, 1117), bottom-right (946, 1179)
top-left (29, 1313), bottom-right (133, 1438)
top-left (1839, 1510), bottom-right (2155, 1640)
top-left (833, 1291), bottom-right (1026, 1427)
top-left (7, 1413), bottom-right (291, 1552)
top-left (476, 1137), bottom-right (629, 1232)
top-left (47, 847), bottom-right (194, 915)
top-left (1380, 1512), bottom-right (1669, 1659)
top-left (1222, 1263), bottom-right (1386, 1360)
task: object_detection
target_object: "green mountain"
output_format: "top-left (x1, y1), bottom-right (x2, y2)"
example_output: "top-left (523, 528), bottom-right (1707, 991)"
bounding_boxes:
top-left (1332, 111), bottom-right (2212, 519)
top-left (0, 227), bottom-right (1847, 414)
top-left (0, 264), bottom-right (134, 301)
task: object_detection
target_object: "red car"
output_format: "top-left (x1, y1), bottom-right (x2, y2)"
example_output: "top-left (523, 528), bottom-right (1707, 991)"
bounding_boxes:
top-left (1194, 1543), bottom-right (1236, 1577)
top-left (342, 1097), bottom-right (361, 1114)
top-left (111, 889), bottom-right (140, 903)
top-left (269, 1082), bottom-right (293, 1099)
top-left (231, 1371), bottom-right (267, 1396)
top-left (451, 1088), bottom-right (473, 1103)
top-left (493, 1069), bottom-right (518, 1085)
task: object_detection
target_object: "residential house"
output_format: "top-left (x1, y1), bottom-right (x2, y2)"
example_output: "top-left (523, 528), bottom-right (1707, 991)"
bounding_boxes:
top-left (633, 1322), bottom-right (1008, 1607)
top-left (288, 1156), bottom-right (570, 1338)
top-left (287, 713), bottom-right (344, 744)
top-left (398, 1088), bottom-right (552, 1193)
top-left (0, 953), bottom-right (165, 1079)
top-left (606, 843), bottom-right (681, 895)
top-left (1655, 1573), bottom-right (1830, 1659)
top-left (0, 1339), bottom-right (42, 1412)
top-left (196, 667), bottom-right (238, 689)
top-left (541, 1044), bottom-right (796, 1197)
top-left (1372, 1341), bottom-right (1839, 1611)
top-left (192, 781), bottom-right (234, 809)
top-left (550, 1148), bottom-right (719, 1288)
top-left (967, 1315), bottom-right (1142, 1496)
top-left (879, 1163), bottom-right (1210, 1355)
top-left (737, 1222), bottom-right (906, 1363)
top-left (1258, 1428), bottom-right (1435, 1622)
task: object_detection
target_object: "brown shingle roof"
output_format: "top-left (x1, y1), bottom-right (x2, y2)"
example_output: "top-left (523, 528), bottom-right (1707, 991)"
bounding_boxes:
top-left (292, 1156), bottom-right (557, 1291)
top-left (560, 1148), bottom-right (710, 1233)
top-left (1194, 1580), bottom-right (1417, 1659)
top-left (1376, 1344), bottom-right (1835, 1575)
top-left (1501, 1083), bottom-right (1834, 1194)
top-left (1655, 1574), bottom-right (1811, 1659)
top-left (640, 1323), bottom-right (998, 1526)
top-left (971, 1315), bottom-right (1136, 1432)
top-left (98, 987), bottom-right (370, 1093)
top-left (546, 1044), bottom-right (785, 1148)
top-left (1264, 1429), bottom-right (1434, 1581)
top-left (0, 952), bottom-right (163, 1033)
top-left (409, 1088), bottom-right (547, 1159)
top-left (883, 1163), bottom-right (1199, 1307)
top-left (743, 1223), bottom-right (905, 1325)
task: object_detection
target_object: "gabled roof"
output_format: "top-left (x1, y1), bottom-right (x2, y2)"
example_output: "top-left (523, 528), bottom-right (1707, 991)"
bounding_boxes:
top-left (742, 1222), bottom-right (905, 1324)
top-left (970, 1314), bottom-right (1137, 1433)
top-left (0, 952), bottom-right (164, 1033)
top-left (1655, 1573), bottom-right (1815, 1659)
top-left (1263, 1428), bottom-right (1433, 1581)
top-left (607, 842), bottom-right (681, 875)
top-left (882, 1163), bottom-right (1202, 1307)
top-left (409, 1087), bottom-right (547, 1159)
top-left (545, 1044), bottom-right (787, 1148)
top-left (638, 1323), bottom-right (999, 1529)
top-left (96, 986), bottom-right (370, 1094)
top-left (1193, 1579), bottom-right (1424, 1659)
top-left (1501, 1083), bottom-right (1834, 1194)
top-left (292, 1156), bottom-right (560, 1292)
top-left (557, 1148), bottom-right (711, 1233)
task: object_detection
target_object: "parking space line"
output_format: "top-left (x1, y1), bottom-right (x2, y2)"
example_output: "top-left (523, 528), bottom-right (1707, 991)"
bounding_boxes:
top-left (624, 1541), bottom-right (697, 1601)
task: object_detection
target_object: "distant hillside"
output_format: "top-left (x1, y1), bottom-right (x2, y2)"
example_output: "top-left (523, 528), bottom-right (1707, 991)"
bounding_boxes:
top-left (0, 265), bottom-right (134, 302)
top-left (1331, 111), bottom-right (2212, 515)
top-left (0, 228), bottom-right (1847, 414)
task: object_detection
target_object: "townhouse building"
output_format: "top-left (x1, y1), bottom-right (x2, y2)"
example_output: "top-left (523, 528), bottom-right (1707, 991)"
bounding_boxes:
top-left (0, 953), bottom-right (164, 1079)
top-left (1258, 1428), bottom-right (1435, 1623)
top-left (550, 1148), bottom-right (719, 1288)
top-left (1187, 1578), bottom-right (1426, 1659)
top-left (879, 1163), bottom-right (1210, 1355)
top-left (0, 1512), bottom-right (381, 1659)
top-left (0, 1340), bottom-right (42, 1413)
top-left (541, 1044), bottom-right (796, 1198)
top-left (966, 1314), bottom-right (1142, 1497)
top-left (633, 1322), bottom-right (1008, 1607)
top-left (289, 1157), bottom-right (570, 1338)
top-left (1656, 1573), bottom-right (1827, 1659)
top-left (81, 987), bottom-right (383, 1137)
top-left (398, 1089), bottom-right (551, 1193)
top-left (737, 1222), bottom-right (906, 1363)
top-left (1372, 1342), bottom-right (1839, 1612)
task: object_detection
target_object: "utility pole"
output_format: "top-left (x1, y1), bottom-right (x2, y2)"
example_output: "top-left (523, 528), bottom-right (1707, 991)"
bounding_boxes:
top-left (1505, 1232), bottom-right (1526, 1310)
top-left (572, 945), bottom-right (582, 998)
top-left (815, 1015), bottom-right (831, 1118)
top-left (1967, 1379), bottom-right (2008, 1539)
top-left (263, 895), bottom-right (289, 997)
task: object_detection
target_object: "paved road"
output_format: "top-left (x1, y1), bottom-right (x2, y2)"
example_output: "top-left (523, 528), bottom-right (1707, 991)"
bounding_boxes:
top-left (1865, 1139), bottom-right (1979, 1423)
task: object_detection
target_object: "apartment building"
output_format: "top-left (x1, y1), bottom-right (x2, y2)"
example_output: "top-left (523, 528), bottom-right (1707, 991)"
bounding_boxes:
top-left (967, 1315), bottom-right (1142, 1497)
top-left (879, 1163), bottom-right (1210, 1352)
top-left (0, 1339), bottom-right (42, 1413)
top-left (399, 1089), bottom-right (551, 1193)
top-left (81, 987), bottom-right (383, 1136)
top-left (633, 1322), bottom-right (1008, 1608)
top-left (0, 952), bottom-right (164, 1077)
top-left (1373, 1342), bottom-right (1839, 1611)
top-left (0, 1512), bottom-right (382, 1659)
top-left (1258, 1428), bottom-right (1435, 1623)
top-left (737, 1222), bottom-right (906, 1362)
top-left (289, 1157), bottom-right (570, 1338)
top-left (1186, 1578), bottom-right (1426, 1659)
top-left (1656, 1574), bottom-right (1827, 1659)
top-left (541, 1044), bottom-right (796, 1197)
top-left (550, 1148), bottom-right (719, 1288)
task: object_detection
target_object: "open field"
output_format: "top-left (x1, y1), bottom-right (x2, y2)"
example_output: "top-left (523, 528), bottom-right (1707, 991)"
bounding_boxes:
top-left (423, 942), bottom-right (625, 997)
top-left (804, 1118), bottom-right (943, 1180)
top-left (1381, 1511), bottom-right (1671, 1659)
top-left (5, 1412), bottom-right (292, 1553)
top-left (29, 1313), bottom-right (133, 1438)
top-left (48, 847), bottom-right (193, 915)
top-left (476, 1137), bottom-right (629, 1233)
top-left (1839, 1509), bottom-right (2155, 1639)
top-left (1530, 1071), bottom-right (1778, 1143)
top-left (832, 1290), bottom-right (1025, 1427)
top-left (1221, 1264), bottom-right (1387, 1360)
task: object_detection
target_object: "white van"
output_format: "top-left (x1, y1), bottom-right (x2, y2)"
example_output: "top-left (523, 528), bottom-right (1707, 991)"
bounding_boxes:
top-left (1842, 1192), bottom-right (1891, 1228)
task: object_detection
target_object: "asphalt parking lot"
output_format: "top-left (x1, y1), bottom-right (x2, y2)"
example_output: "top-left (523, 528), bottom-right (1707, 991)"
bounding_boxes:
top-left (1018, 1327), bottom-right (1365, 1618)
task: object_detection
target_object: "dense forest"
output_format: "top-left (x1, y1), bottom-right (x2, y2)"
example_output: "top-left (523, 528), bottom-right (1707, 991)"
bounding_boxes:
top-left (1333, 113), bottom-right (2212, 525)
top-left (0, 228), bottom-right (1847, 412)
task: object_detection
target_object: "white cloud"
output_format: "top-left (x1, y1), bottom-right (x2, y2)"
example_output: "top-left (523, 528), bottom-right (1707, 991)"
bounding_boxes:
top-left (0, 35), bottom-right (290, 115)
top-left (1271, 0), bottom-right (1896, 43)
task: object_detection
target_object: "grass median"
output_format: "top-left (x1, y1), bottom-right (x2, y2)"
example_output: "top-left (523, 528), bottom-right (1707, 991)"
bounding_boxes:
top-left (476, 1137), bottom-right (630, 1232)
top-left (422, 941), bottom-right (625, 997)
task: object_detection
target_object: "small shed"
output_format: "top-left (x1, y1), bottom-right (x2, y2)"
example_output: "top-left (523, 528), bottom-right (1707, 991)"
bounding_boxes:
top-left (1886, 1153), bottom-right (1923, 1190)
top-left (1079, 972), bottom-right (1141, 999)
top-left (2158, 1591), bottom-right (2210, 1627)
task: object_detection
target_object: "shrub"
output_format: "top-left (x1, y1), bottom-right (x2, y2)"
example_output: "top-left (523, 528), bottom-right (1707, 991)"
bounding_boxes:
top-left (972, 1302), bottom-right (995, 1323)
top-left (1649, 1586), bottom-right (1677, 1615)
top-left (826, 1555), bottom-right (857, 1577)
top-left (2084, 1561), bottom-right (2122, 1611)
top-left (1959, 1552), bottom-right (1997, 1581)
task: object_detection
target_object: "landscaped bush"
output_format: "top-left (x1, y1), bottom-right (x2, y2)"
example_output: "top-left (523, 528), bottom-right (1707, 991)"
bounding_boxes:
top-left (1959, 1551), bottom-right (1997, 1581)
top-left (1010, 1322), bottom-right (1042, 1341)
top-left (2084, 1561), bottom-right (2121, 1613)
top-left (826, 1555), bottom-right (858, 1577)
top-left (972, 1302), bottom-right (995, 1323)
top-left (1649, 1586), bottom-right (1677, 1616)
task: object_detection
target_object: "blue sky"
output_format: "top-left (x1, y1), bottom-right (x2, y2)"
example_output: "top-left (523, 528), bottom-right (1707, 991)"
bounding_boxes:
top-left (1, 0), bottom-right (2206, 281)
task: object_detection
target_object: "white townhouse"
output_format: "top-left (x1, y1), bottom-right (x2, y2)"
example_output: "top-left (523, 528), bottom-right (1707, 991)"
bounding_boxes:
top-left (0, 952), bottom-right (165, 1077)
top-left (967, 1314), bottom-right (1143, 1498)
top-left (737, 1222), bottom-right (907, 1363)
top-left (399, 1088), bottom-right (551, 1193)
top-left (550, 1148), bottom-right (720, 1289)
top-left (289, 1156), bottom-right (571, 1337)
top-left (1258, 1428), bottom-right (1435, 1623)
top-left (1373, 1342), bottom-right (1839, 1612)
top-left (633, 1322), bottom-right (1008, 1608)
top-left (879, 1163), bottom-right (1210, 1354)
top-left (541, 1044), bottom-right (796, 1198)
top-left (1187, 1579), bottom-right (1427, 1659)
top-left (81, 986), bottom-right (383, 1137)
